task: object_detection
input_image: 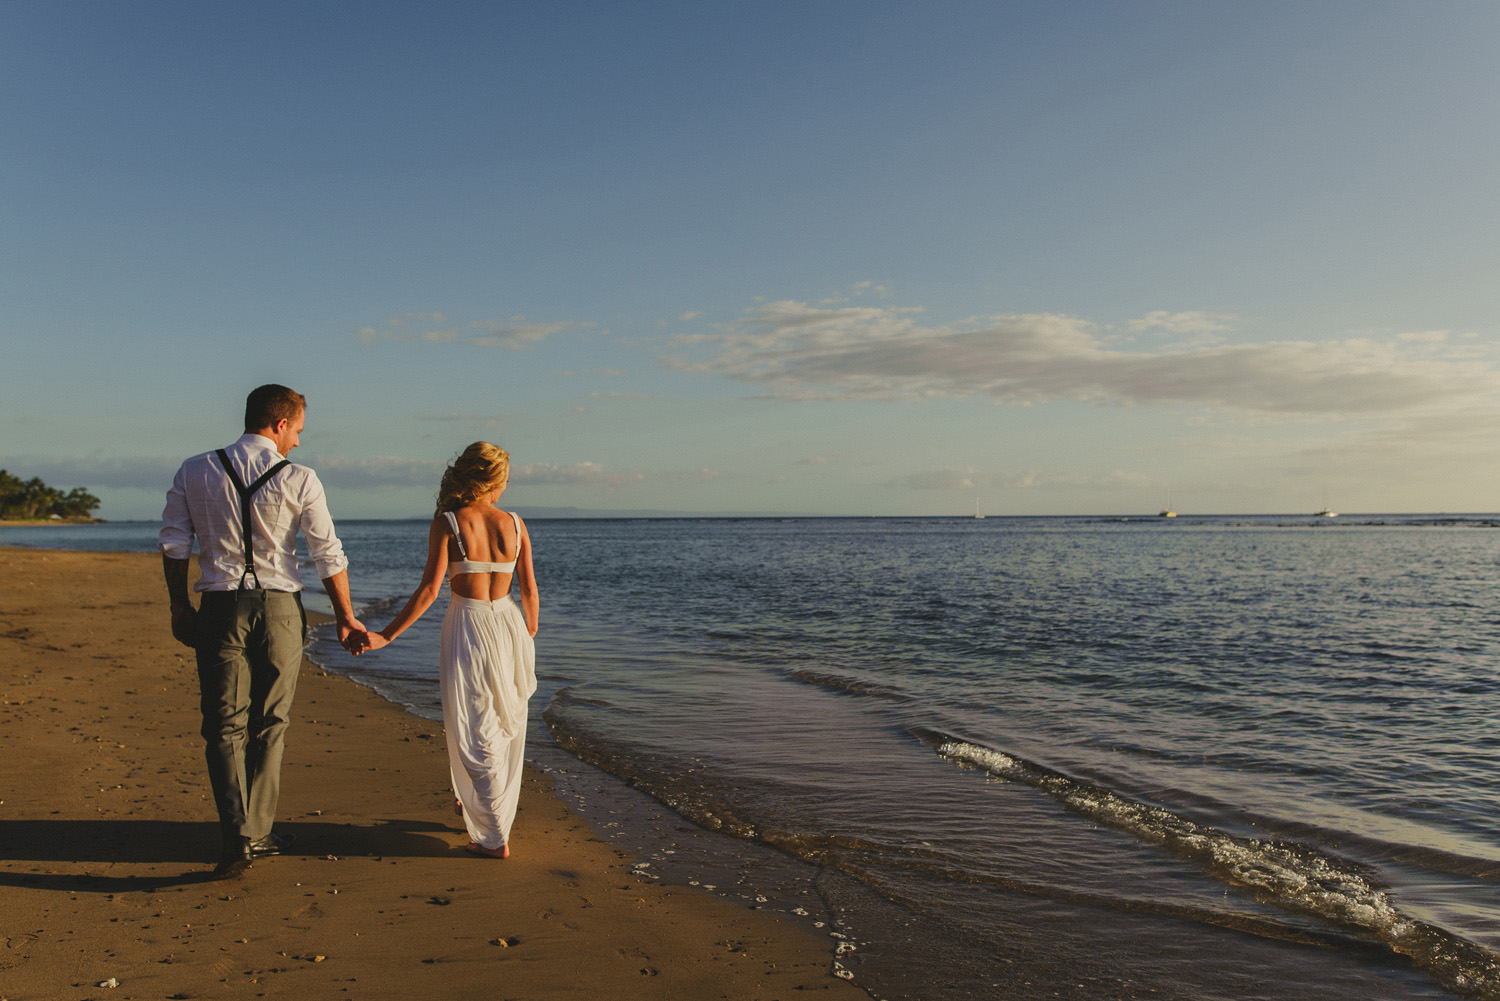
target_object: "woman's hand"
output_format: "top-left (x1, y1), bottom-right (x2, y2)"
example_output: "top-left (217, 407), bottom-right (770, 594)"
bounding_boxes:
top-left (349, 629), bottom-right (391, 654)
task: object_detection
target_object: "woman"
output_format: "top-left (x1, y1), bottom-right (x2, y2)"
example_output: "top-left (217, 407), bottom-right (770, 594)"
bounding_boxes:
top-left (357, 442), bottom-right (538, 858)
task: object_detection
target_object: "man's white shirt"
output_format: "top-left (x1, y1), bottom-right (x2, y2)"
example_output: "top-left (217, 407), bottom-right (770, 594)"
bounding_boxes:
top-left (159, 433), bottom-right (348, 592)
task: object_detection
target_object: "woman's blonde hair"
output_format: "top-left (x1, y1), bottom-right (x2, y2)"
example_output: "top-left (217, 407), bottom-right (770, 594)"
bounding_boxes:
top-left (436, 442), bottom-right (511, 514)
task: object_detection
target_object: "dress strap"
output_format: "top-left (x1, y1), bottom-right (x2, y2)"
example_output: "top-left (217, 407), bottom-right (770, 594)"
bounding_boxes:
top-left (442, 510), bottom-right (468, 558)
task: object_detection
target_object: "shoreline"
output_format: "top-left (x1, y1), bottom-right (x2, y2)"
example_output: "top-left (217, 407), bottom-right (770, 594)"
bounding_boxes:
top-left (0, 547), bottom-right (869, 1000)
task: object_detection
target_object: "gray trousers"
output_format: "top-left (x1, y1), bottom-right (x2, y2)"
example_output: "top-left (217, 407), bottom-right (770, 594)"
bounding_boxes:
top-left (195, 589), bottom-right (305, 845)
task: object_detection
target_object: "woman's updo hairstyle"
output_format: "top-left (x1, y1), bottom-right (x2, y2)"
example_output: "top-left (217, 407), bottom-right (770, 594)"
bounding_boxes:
top-left (436, 442), bottom-right (510, 514)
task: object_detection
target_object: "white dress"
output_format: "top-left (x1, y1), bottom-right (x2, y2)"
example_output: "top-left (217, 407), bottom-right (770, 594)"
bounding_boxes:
top-left (438, 510), bottom-right (537, 850)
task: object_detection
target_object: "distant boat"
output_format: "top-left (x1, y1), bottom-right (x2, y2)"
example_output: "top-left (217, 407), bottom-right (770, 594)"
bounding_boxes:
top-left (974, 492), bottom-right (985, 520)
top-left (1314, 486), bottom-right (1337, 518)
top-left (1159, 488), bottom-right (1177, 518)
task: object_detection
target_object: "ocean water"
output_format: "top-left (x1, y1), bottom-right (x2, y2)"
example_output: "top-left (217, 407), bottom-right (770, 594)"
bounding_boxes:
top-left (9, 514), bottom-right (1500, 1001)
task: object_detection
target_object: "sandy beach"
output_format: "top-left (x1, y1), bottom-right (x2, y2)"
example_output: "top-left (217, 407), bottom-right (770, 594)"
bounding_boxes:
top-left (0, 547), bottom-right (868, 1000)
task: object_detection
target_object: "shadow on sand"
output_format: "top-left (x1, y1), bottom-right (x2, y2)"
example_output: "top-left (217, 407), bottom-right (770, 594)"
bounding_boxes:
top-left (0, 817), bottom-right (459, 892)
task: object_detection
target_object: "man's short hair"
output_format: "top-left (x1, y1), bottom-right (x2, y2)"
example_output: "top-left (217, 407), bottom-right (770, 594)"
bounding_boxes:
top-left (244, 384), bottom-right (307, 431)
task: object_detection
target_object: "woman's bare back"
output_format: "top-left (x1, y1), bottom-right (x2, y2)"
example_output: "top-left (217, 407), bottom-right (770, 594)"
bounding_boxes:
top-left (446, 504), bottom-right (518, 600)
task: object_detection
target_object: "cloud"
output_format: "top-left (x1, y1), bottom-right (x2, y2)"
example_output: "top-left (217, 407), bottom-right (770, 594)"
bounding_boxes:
top-left (300, 455), bottom-right (446, 489)
top-left (467, 317), bottom-right (572, 349)
top-left (1127, 310), bottom-right (1234, 336)
top-left (900, 467), bottom-right (976, 490)
top-left (990, 469), bottom-right (1155, 491)
top-left (0, 454), bottom-right (183, 491)
top-left (679, 311), bottom-right (703, 322)
top-left (357, 313), bottom-right (575, 349)
top-left (413, 412), bottom-right (509, 429)
top-left (895, 467), bottom-right (1155, 492)
top-left (511, 461), bottom-right (644, 488)
top-left (666, 300), bottom-right (1498, 415)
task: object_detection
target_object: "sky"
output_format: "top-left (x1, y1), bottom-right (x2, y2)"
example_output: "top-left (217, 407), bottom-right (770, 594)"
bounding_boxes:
top-left (4, 1), bottom-right (1499, 519)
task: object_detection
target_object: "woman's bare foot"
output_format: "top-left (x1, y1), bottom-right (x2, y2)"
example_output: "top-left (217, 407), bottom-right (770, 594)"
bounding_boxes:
top-left (464, 840), bottom-right (509, 859)
top-left (453, 799), bottom-right (462, 817)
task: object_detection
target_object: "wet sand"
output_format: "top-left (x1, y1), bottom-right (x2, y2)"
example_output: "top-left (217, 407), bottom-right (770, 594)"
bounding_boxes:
top-left (0, 547), bottom-right (869, 1000)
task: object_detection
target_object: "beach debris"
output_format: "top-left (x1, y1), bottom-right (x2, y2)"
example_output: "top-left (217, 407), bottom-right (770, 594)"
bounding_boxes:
top-left (427, 896), bottom-right (451, 906)
top-left (489, 937), bottom-right (520, 948)
top-left (96, 977), bottom-right (120, 988)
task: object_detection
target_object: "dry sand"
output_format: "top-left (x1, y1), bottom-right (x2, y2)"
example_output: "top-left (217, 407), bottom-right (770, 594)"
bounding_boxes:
top-left (0, 547), bottom-right (870, 1000)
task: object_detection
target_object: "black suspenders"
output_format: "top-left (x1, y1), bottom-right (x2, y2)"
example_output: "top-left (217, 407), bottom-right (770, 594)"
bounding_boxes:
top-left (216, 449), bottom-right (291, 590)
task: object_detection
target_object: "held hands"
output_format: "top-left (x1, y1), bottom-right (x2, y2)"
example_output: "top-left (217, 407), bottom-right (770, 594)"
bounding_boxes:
top-left (337, 616), bottom-right (366, 651)
top-left (345, 628), bottom-right (390, 655)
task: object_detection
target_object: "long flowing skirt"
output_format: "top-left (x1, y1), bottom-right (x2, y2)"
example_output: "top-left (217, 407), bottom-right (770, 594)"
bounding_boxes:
top-left (439, 593), bottom-right (537, 849)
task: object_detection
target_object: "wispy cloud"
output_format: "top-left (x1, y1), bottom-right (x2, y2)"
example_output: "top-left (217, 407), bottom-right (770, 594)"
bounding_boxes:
top-left (667, 300), bottom-right (1497, 415)
top-left (511, 461), bottom-right (645, 488)
top-left (301, 454), bottom-right (447, 489)
top-left (413, 412), bottom-right (509, 429)
top-left (895, 466), bottom-right (1156, 492)
top-left (900, 467), bottom-right (976, 490)
top-left (357, 313), bottom-right (577, 349)
top-left (0, 454), bottom-right (183, 491)
top-left (572, 368), bottom-right (628, 378)
top-left (990, 469), bottom-right (1155, 491)
top-left (1126, 310), bottom-right (1234, 337)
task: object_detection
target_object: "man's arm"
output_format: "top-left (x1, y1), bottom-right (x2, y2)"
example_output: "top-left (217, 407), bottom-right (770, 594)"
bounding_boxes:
top-left (294, 469), bottom-right (362, 647)
top-left (321, 569), bottom-right (365, 646)
top-left (159, 461), bottom-right (198, 648)
top-left (163, 555), bottom-right (196, 648)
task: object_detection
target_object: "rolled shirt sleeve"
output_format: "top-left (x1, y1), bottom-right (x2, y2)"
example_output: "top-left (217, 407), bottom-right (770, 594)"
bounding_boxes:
top-left (296, 469), bottom-right (349, 581)
top-left (158, 462), bottom-right (195, 560)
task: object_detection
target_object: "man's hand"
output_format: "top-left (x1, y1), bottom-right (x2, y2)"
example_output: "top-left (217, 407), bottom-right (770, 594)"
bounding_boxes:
top-left (349, 629), bottom-right (389, 655)
top-left (337, 616), bottom-right (367, 653)
top-left (162, 556), bottom-right (196, 649)
top-left (170, 605), bottom-right (196, 648)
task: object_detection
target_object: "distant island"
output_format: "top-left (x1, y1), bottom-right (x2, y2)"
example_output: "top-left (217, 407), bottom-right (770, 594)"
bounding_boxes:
top-left (0, 469), bottom-right (101, 522)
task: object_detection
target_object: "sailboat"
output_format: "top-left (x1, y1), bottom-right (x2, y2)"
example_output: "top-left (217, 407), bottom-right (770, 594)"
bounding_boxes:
top-left (1158, 488), bottom-right (1177, 518)
top-left (974, 492), bottom-right (985, 519)
top-left (1313, 485), bottom-right (1338, 518)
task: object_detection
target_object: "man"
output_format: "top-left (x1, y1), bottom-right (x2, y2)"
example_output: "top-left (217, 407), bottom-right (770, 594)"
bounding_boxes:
top-left (160, 384), bottom-right (363, 878)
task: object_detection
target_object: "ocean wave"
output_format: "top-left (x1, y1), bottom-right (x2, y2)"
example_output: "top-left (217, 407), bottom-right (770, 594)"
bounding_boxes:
top-left (786, 668), bottom-right (908, 701)
top-left (933, 736), bottom-right (1500, 1000)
